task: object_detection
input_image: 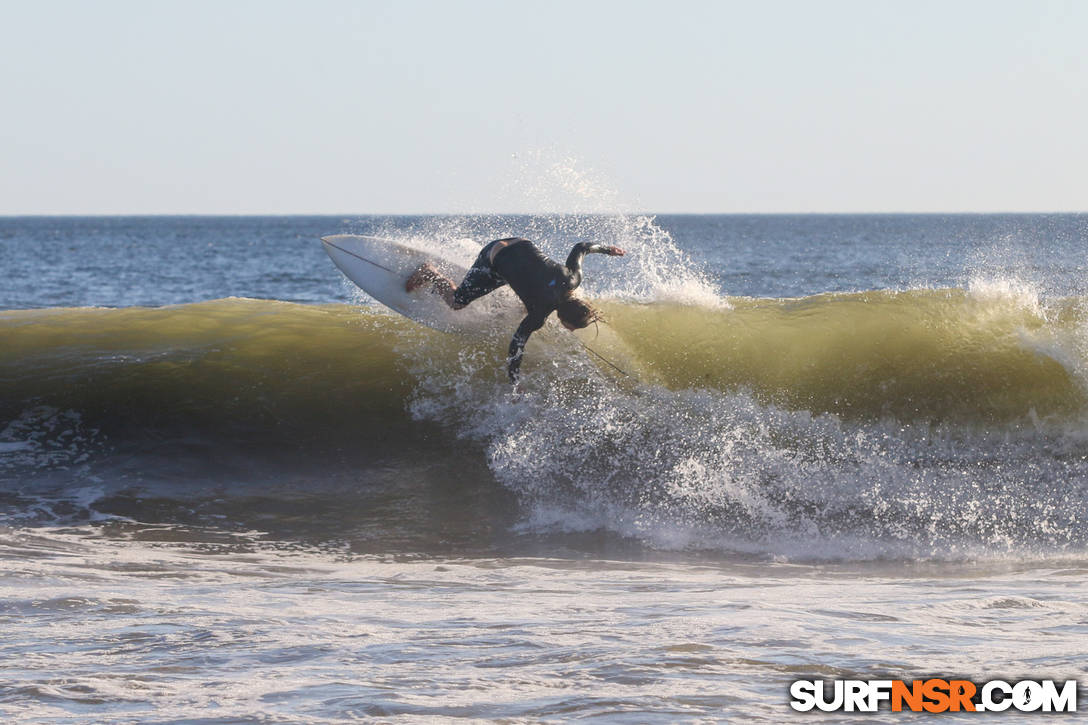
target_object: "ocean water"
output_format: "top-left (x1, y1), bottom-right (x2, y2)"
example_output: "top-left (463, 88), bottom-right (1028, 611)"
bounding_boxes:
top-left (2, 213), bottom-right (1088, 722)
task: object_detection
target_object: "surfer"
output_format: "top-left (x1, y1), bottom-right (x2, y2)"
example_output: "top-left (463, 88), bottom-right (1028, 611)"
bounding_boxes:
top-left (406, 237), bottom-right (626, 382)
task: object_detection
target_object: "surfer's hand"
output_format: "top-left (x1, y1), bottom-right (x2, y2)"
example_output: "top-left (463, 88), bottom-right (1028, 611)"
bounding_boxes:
top-left (604, 246), bottom-right (626, 256)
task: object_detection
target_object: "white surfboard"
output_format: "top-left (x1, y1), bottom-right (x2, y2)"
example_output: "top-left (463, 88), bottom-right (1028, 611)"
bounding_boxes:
top-left (321, 234), bottom-right (525, 334)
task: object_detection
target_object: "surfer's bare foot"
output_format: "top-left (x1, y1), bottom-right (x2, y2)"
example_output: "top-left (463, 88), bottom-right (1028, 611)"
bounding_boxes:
top-left (405, 263), bottom-right (438, 293)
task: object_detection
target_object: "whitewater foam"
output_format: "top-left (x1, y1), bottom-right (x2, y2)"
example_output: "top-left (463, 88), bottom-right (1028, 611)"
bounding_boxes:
top-left (398, 319), bottom-right (1088, 561)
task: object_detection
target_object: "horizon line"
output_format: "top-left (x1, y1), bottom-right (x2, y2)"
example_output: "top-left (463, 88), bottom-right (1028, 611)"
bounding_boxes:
top-left (2, 209), bottom-right (1087, 218)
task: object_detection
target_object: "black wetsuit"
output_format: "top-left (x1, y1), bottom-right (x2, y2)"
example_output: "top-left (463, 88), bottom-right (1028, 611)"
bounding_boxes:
top-left (452, 238), bottom-right (606, 381)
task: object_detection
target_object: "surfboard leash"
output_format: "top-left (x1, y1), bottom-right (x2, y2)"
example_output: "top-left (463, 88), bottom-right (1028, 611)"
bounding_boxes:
top-left (576, 338), bottom-right (632, 379)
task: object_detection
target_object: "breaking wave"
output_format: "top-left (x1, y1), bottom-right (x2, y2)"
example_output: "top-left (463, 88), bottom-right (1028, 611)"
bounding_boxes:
top-left (3, 288), bottom-right (1088, 561)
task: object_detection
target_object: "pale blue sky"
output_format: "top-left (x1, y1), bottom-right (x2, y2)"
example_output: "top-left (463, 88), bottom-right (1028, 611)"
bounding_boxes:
top-left (2, 0), bottom-right (1085, 213)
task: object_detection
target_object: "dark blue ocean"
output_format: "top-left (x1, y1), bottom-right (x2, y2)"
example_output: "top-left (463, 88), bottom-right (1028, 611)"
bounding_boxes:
top-left (4, 214), bottom-right (1087, 309)
top-left (2, 213), bottom-right (1087, 722)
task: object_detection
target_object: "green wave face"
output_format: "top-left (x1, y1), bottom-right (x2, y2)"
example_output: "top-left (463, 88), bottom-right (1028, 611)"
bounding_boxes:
top-left (596, 289), bottom-right (1088, 423)
top-left (3, 291), bottom-right (1087, 431)
top-left (1, 299), bottom-right (418, 437)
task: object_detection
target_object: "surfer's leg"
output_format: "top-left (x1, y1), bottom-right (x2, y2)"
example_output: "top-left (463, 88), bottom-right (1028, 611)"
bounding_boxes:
top-left (406, 241), bottom-right (506, 310)
top-left (447, 242), bottom-right (508, 309)
top-left (405, 263), bottom-right (468, 309)
top-left (406, 263), bottom-right (442, 292)
top-left (451, 266), bottom-right (505, 309)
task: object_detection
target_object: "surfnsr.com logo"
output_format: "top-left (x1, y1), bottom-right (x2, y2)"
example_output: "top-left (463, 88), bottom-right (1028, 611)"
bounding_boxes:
top-left (790, 679), bottom-right (1078, 713)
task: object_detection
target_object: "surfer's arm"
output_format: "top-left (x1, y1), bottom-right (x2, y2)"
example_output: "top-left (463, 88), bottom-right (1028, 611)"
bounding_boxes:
top-left (564, 243), bottom-right (626, 288)
top-left (507, 313), bottom-right (548, 383)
